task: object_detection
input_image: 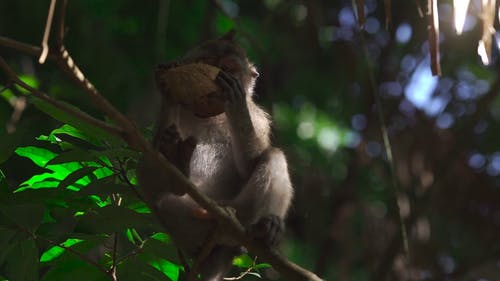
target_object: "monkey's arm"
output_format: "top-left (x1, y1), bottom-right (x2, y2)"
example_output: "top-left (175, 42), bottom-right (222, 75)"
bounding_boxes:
top-left (216, 72), bottom-right (270, 179)
top-left (137, 124), bottom-right (196, 198)
top-left (231, 148), bottom-right (293, 246)
top-left (138, 62), bottom-right (196, 198)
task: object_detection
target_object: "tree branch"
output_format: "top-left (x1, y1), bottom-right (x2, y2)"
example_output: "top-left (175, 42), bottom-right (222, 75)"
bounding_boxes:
top-left (0, 35), bottom-right (48, 58)
top-left (39, 0), bottom-right (57, 64)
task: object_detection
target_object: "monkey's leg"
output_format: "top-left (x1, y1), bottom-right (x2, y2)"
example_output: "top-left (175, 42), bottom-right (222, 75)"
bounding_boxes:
top-left (198, 245), bottom-right (242, 281)
top-left (155, 194), bottom-right (216, 255)
top-left (230, 148), bottom-right (293, 247)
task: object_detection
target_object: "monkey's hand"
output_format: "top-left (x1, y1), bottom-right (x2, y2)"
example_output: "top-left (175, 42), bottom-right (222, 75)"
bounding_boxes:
top-left (216, 71), bottom-right (266, 178)
top-left (157, 125), bottom-right (197, 176)
top-left (216, 71), bottom-right (250, 118)
top-left (248, 215), bottom-right (285, 248)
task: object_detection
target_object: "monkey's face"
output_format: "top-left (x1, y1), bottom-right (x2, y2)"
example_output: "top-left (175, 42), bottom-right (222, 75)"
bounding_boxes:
top-left (183, 38), bottom-right (259, 95)
top-left (217, 55), bottom-right (258, 92)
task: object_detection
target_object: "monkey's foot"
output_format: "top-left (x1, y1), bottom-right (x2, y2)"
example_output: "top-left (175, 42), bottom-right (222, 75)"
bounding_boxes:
top-left (248, 215), bottom-right (284, 248)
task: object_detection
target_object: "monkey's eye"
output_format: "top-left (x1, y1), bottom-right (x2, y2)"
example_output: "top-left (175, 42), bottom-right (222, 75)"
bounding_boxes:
top-left (219, 57), bottom-right (241, 73)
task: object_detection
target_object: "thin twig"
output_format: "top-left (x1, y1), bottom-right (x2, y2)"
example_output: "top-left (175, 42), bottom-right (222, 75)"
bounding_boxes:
top-left (0, 36), bottom-right (46, 58)
top-left (57, 0), bottom-right (68, 45)
top-left (384, 0), bottom-right (392, 30)
top-left (427, 0), bottom-right (441, 76)
top-left (110, 233), bottom-right (118, 281)
top-left (359, 31), bottom-right (410, 261)
top-left (118, 159), bottom-right (146, 202)
top-left (109, 193), bottom-right (121, 281)
top-left (115, 243), bottom-right (145, 265)
top-left (415, 0), bottom-right (424, 18)
top-left (39, 0), bottom-right (57, 64)
top-left (223, 256), bottom-right (258, 280)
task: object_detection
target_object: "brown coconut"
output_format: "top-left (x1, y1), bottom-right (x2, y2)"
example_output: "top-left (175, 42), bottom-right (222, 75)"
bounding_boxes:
top-left (156, 63), bottom-right (226, 118)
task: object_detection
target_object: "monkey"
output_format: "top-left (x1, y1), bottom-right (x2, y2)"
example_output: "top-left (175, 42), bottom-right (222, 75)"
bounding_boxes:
top-left (137, 30), bottom-right (293, 281)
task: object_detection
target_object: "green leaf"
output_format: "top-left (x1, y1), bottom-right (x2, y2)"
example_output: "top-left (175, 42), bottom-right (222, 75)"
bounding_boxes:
top-left (58, 166), bottom-right (98, 190)
top-left (93, 166), bottom-right (114, 179)
top-left (148, 258), bottom-right (180, 281)
top-left (16, 75), bottom-right (39, 94)
top-left (16, 159), bottom-right (89, 192)
top-left (46, 149), bottom-right (99, 165)
top-left (141, 238), bottom-right (178, 264)
top-left (40, 238), bottom-right (83, 262)
top-left (254, 262), bottom-right (271, 269)
top-left (125, 228), bottom-right (135, 244)
top-left (0, 89), bottom-right (15, 104)
top-left (50, 124), bottom-right (104, 147)
top-left (2, 239), bottom-right (39, 281)
top-left (47, 162), bottom-right (84, 180)
top-left (53, 133), bottom-right (103, 150)
top-left (16, 179), bottom-right (60, 191)
top-left (128, 201), bottom-right (151, 214)
top-left (151, 232), bottom-right (170, 243)
top-left (130, 228), bottom-right (144, 244)
top-left (0, 204), bottom-right (45, 232)
top-left (88, 195), bottom-right (110, 208)
top-left (117, 256), bottom-right (175, 281)
top-left (30, 97), bottom-right (121, 146)
top-left (15, 146), bottom-right (58, 168)
top-left (232, 253), bottom-right (255, 268)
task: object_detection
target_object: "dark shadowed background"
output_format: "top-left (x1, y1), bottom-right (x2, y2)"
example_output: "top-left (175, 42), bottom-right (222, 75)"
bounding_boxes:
top-left (1, 1), bottom-right (500, 280)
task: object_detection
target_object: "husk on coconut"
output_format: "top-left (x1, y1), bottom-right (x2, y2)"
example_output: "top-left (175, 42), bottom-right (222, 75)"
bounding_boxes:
top-left (156, 63), bottom-right (226, 118)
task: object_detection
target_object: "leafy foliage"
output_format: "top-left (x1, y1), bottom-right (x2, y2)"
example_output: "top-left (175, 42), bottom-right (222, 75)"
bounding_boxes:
top-left (0, 124), bottom-right (183, 280)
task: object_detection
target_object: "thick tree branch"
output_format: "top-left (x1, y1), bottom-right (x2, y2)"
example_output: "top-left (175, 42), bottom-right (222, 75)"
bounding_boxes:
top-left (1, 33), bottom-right (322, 281)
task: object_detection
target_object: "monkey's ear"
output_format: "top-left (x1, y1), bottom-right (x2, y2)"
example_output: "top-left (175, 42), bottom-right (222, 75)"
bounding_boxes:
top-left (220, 29), bottom-right (237, 41)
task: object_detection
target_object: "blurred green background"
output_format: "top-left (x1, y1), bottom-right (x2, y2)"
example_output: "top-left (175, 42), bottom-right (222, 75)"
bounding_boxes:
top-left (1, 0), bottom-right (500, 280)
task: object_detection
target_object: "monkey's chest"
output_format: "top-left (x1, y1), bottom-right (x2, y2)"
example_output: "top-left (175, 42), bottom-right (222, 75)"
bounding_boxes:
top-left (188, 143), bottom-right (242, 199)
